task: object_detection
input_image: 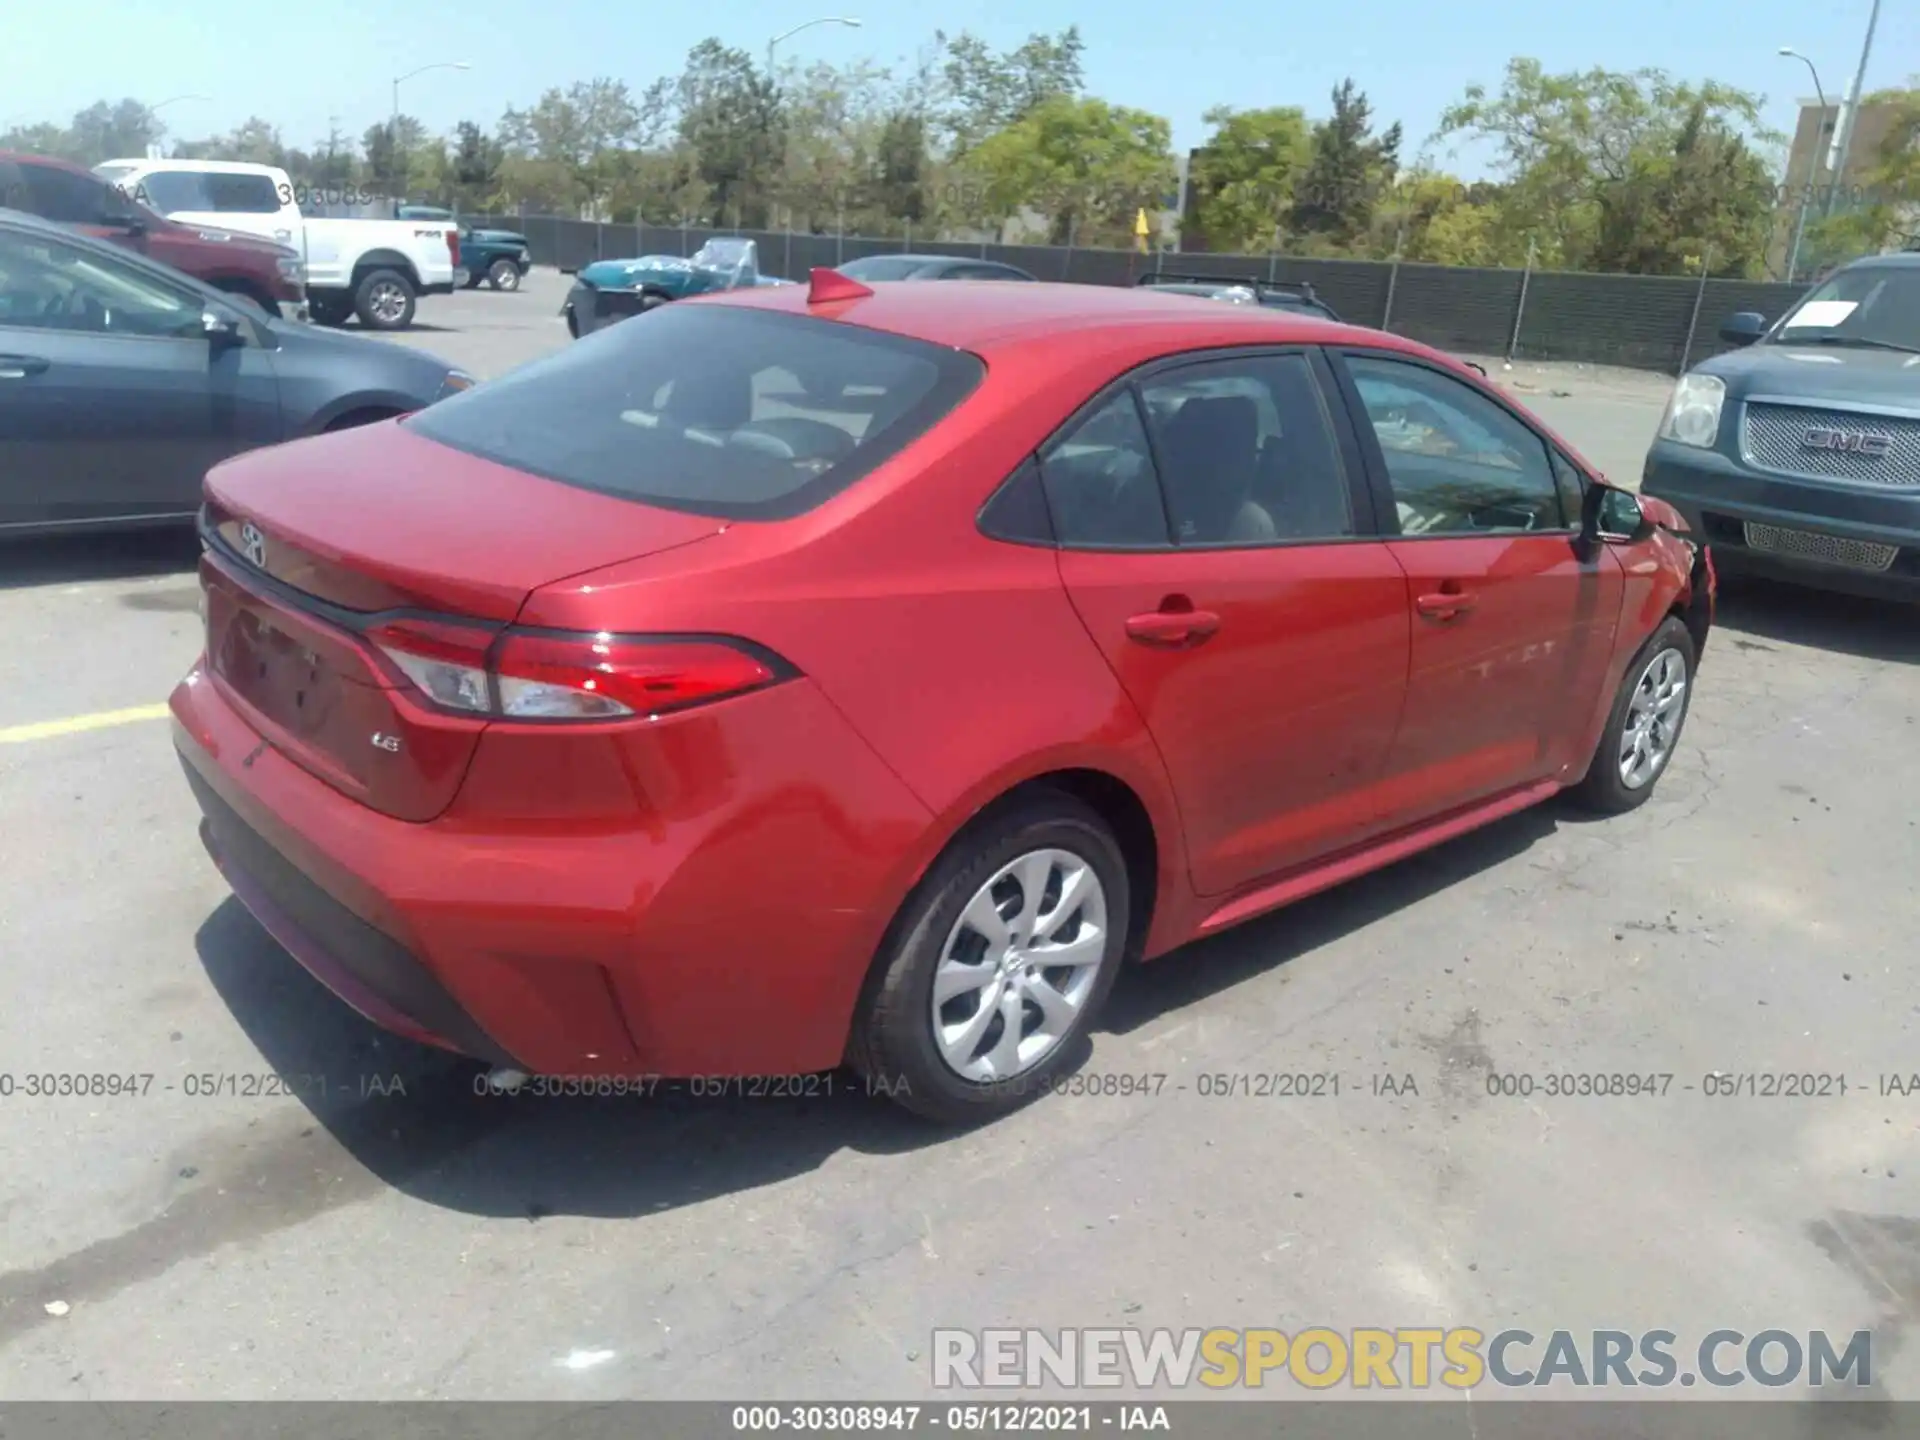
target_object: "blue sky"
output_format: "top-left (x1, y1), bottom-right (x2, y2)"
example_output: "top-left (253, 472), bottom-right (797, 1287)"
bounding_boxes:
top-left (6, 0), bottom-right (1909, 173)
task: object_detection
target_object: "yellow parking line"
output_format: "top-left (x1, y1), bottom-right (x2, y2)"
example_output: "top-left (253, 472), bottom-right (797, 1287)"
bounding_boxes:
top-left (0, 703), bottom-right (171, 745)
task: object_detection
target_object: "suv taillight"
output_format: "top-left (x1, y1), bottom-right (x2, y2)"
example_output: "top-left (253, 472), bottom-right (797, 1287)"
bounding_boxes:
top-left (366, 619), bottom-right (787, 721)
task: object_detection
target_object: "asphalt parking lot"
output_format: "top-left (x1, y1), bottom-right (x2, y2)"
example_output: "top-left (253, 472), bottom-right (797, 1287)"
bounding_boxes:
top-left (1, 270), bottom-right (1917, 1402)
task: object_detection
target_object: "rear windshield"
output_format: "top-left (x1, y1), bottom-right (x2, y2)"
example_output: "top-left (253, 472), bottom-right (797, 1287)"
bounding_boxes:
top-left (403, 303), bottom-right (985, 520)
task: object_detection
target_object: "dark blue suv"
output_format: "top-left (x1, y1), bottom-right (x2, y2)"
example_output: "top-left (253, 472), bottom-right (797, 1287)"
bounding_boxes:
top-left (1642, 254), bottom-right (1920, 602)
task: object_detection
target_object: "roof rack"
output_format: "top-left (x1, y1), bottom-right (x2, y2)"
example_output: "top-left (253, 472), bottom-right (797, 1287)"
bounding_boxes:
top-left (1137, 272), bottom-right (1322, 301)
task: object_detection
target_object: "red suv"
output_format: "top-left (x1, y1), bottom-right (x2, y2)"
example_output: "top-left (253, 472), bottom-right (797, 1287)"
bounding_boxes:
top-left (0, 151), bottom-right (306, 319)
top-left (171, 274), bottom-right (1713, 1123)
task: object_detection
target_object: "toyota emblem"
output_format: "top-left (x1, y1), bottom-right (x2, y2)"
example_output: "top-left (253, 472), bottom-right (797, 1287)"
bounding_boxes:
top-left (239, 522), bottom-right (266, 568)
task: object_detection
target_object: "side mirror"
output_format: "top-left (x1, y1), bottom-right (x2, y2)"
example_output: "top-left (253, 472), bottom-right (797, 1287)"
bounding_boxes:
top-left (201, 306), bottom-right (245, 350)
top-left (1718, 311), bottom-right (1768, 346)
top-left (1575, 483), bottom-right (1654, 559)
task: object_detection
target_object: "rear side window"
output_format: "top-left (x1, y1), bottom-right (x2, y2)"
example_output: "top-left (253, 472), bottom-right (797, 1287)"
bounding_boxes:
top-left (204, 173), bottom-right (283, 213)
top-left (404, 304), bottom-right (985, 521)
top-left (23, 165), bottom-right (109, 224)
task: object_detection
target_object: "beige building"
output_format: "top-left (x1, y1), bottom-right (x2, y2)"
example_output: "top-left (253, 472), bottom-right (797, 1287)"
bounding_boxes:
top-left (1771, 97), bottom-right (1905, 278)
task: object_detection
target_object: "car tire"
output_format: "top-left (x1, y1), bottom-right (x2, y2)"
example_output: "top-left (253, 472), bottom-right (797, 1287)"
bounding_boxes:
top-left (1570, 616), bottom-right (1697, 815)
top-left (850, 791), bottom-right (1131, 1126)
top-left (352, 268), bottom-right (417, 331)
top-left (462, 270), bottom-right (484, 289)
top-left (637, 292), bottom-right (669, 312)
top-left (309, 295), bottom-right (352, 327)
top-left (487, 259), bottom-right (521, 291)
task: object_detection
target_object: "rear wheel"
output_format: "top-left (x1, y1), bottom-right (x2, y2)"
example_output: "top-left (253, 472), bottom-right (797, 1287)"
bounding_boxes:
top-left (851, 793), bottom-right (1130, 1125)
top-left (1570, 616), bottom-right (1696, 814)
top-left (353, 268), bottom-right (417, 331)
top-left (637, 291), bottom-right (669, 312)
top-left (486, 258), bottom-right (521, 291)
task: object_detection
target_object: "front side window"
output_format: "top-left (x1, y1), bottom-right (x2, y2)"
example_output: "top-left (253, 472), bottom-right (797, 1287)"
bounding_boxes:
top-left (1345, 355), bottom-right (1563, 535)
top-left (127, 171), bottom-right (214, 214)
top-left (0, 228), bottom-right (202, 338)
top-left (1037, 390), bottom-right (1170, 548)
top-left (1139, 354), bottom-right (1354, 544)
top-left (404, 303), bottom-right (983, 521)
top-left (1773, 265), bottom-right (1920, 352)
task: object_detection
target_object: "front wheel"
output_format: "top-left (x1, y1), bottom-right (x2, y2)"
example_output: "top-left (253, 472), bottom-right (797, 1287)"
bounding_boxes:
top-left (1570, 616), bottom-right (1697, 814)
top-left (851, 793), bottom-right (1131, 1125)
top-left (353, 268), bottom-right (417, 330)
top-left (487, 258), bottom-right (522, 291)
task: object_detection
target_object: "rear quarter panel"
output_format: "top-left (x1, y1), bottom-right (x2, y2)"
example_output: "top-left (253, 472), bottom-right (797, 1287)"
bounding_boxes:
top-left (517, 336), bottom-right (1205, 957)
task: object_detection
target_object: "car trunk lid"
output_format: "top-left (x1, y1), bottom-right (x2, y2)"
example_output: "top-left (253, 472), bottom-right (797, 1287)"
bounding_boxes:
top-left (199, 421), bottom-right (728, 820)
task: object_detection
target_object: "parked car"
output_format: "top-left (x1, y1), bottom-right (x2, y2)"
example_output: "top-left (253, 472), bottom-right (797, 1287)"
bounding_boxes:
top-left (397, 206), bottom-right (534, 291)
top-left (0, 151), bottom-right (307, 319)
top-left (562, 238), bottom-right (790, 336)
top-left (171, 269), bottom-right (1712, 1124)
top-left (1137, 272), bottom-right (1343, 322)
top-left (0, 211), bottom-right (471, 537)
top-left (834, 253), bottom-right (1036, 282)
top-left (1642, 252), bottom-right (1920, 602)
top-left (94, 159), bottom-right (460, 331)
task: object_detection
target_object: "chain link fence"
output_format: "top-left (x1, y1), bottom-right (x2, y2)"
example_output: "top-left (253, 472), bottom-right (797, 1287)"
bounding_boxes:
top-left (473, 213), bottom-right (1811, 376)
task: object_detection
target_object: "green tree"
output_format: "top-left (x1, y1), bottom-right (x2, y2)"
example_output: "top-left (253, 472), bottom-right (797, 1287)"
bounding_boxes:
top-left (967, 94), bottom-right (1174, 246)
top-left (937, 26), bottom-right (1084, 154)
top-left (1186, 105), bottom-right (1312, 252)
top-left (1587, 100), bottom-right (1775, 274)
top-left (448, 120), bottom-right (504, 210)
top-left (1288, 80), bottom-right (1401, 252)
top-left (1434, 58), bottom-right (1778, 273)
top-left (67, 100), bottom-right (162, 164)
top-left (675, 40), bottom-right (784, 227)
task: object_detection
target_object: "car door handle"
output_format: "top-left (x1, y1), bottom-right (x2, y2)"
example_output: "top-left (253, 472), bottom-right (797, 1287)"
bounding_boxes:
top-left (1416, 590), bottom-right (1477, 619)
top-left (0, 355), bottom-right (49, 379)
top-left (1125, 605), bottom-right (1221, 647)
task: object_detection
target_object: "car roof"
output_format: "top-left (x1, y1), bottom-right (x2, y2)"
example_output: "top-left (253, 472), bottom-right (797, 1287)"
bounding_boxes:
top-left (709, 277), bottom-right (1429, 362)
top-left (98, 157), bottom-right (286, 176)
top-left (0, 150), bottom-right (95, 175)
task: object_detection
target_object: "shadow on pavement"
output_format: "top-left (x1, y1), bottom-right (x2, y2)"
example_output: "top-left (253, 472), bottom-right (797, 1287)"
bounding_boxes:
top-left (0, 527), bottom-right (199, 591)
top-left (196, 801), bottom-right (1561, 1219)
top-left (1712, 575), bottom-right (1918, 666)
top-left (194, 899), bottom-right (934, 1223)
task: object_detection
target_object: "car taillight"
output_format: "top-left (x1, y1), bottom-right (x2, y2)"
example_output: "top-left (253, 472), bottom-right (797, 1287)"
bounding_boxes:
top-left (368, 618), bottom-right (495, 713)
top-left (446, 229), bottom-right (460, 266)
top-left (367, 619), bottom-right (785, 721)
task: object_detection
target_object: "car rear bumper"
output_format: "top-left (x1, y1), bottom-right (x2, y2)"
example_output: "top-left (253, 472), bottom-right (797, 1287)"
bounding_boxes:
top-left (170, 655), bottom-right (932, 1078)
top-left (1642, 441), bottom-right (1920, 601)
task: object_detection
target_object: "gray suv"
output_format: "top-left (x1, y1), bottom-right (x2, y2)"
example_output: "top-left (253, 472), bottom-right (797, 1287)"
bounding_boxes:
top-left (1642, 253), bottom-right (1920, 602)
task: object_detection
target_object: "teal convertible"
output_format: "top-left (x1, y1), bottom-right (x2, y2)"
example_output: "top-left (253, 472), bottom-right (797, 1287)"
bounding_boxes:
top-left (561, 238), bottom-right (793, 337)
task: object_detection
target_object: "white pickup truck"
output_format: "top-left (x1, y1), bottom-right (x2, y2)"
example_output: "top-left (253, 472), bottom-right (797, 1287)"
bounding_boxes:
top-left (92, 158), bottom-right (461, 330)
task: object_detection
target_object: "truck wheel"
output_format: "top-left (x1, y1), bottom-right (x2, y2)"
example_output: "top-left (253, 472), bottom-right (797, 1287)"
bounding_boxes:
top-left (309, 295), bottom-right (351, 327)
top-left (353, 269), bottom-right (417, 331)
top-left (462, 270), bottom-right (484, 290)
top-left (486, 259), bottom-right (521, 292)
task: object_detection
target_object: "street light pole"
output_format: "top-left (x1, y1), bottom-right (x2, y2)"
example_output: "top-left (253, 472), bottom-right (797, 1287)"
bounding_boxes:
top-left (766, 16), bottom-right (861, 79)
top-left (1778, 48), bottom-right (1829, 282)
top-left (391, 60), bottom-right (472, 133)
top-left (1826, 0), bottom-right (1883, 220)
top-left (145, 94), bottom-right (209, 159)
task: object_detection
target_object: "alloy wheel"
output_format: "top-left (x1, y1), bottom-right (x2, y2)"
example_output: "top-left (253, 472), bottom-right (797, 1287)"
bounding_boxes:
top-left (930, 848), bottom-right (1108, 1083)
top-left (1619, 647), bottom-right (1688, 790)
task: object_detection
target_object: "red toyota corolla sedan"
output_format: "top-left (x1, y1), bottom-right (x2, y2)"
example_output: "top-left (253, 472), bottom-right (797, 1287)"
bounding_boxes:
top-left (171, 269), bottom-right (1714, 1123)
